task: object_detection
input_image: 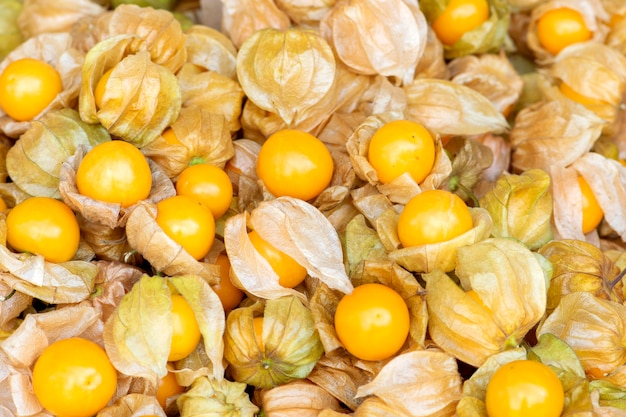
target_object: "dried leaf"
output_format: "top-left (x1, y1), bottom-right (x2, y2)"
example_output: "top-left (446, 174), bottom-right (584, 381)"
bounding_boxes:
top-left (177, 376), bottom-right (260, 417)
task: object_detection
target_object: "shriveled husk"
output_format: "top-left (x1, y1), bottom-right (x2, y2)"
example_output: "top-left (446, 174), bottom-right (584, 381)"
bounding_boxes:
top-left (183, 24), bottom-right (238, 80)
top-left (319, 0), bottom-right (427, 85)
top-left (346, 111), bottom-right (452, 204)
top-left (538, 239), bottom-right (622, 313)
top-left (448, 51), bottom-right (524, 115)
top-left (510, 98), bottom-right (606, 173)
top-left (479, 168), bottom-right (553, 250)
top-left (97, 393), bottom-right (165, 417)
top-left (526, 0), bottom-right (609, 65)
top-left (425, 238), bottom-right (549, 367)
top-left (255, 379), bottom-right (344, 416)
top-left (177, 375), bottom-right (259, 416)
top-left (275, 0), bottom-right (336, 26)
top-left (223, 197), bottom-right (353, 301)
top-left (221, 0), bottom-right (291, 49)
top-left (141, 106), bottom-right (235, 179)
top-left (354, 348), bottom-right (462, 417)
top-left (0, 0), bottom-right (24, 61)
top-left (104, 274), bottom-right (226, 386)
top-left (79, 35), bottom-right (182, 148)
top-left (236, 27), bottom-right (336, 127)
top-left (537, 291), bottom-right (626, 387)
top-left (17, 0), bottom-right (105, 39)
top-left (404, 78), bottom-right (509, 138)
top-left (223, 296), bottom-right (324, 389)
top-left (420, 0), bottom-right (511, 59)
top-left (551, 153), bottom-right (626, 242)
top-left (0, 32), bottom-right (84, 138)
top-left (6, 108), bottom-right (111, 199)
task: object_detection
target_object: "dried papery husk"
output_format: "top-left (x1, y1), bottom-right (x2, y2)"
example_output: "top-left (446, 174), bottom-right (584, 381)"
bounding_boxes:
top-left (319, 0), bottom-right (427, 86)
top-left (224, 138), bottom-right (263, 213)
top-left (441, 136), bottom-right (494, 203)
top-left (58, 145), bottom-right (176, 229)
top-left (342, 214), bottom-right (389, 280)
top-left (124, 202), bottom-right (220, 284)
top-left (141, 106), bottom-right (235, 179)
top-left (6, 108), bottom-right (111, 199)
top-left (354, 349), bottom-right (462, 417)
top-left (256, 379), bottom-right (344, 416)
top-left (176, 63), bottom-right (245, 135)
top-left (473, 133), bottom-right (511, 199)
top-left (415, 27), bottom-right (450, 80)
top-left (505, 0), bottom-right (546, 11)
top-left (92, 4), bottom-right (187, 73)
top-left (346, 111), bottom-right (451, 205)
top-left (526, 0), bottom-right (610, 65)
top-left (236, 27), bottom-right (336, 127)
top-left (17, 0), bottom-right (105, 39)
top-left (509, 98), bottom-right (606, 173)
top-left (221, 0), bottom-right (291, 50)
top-left (387, 207), bottom-right (493, 273)
top-left (177, 375), bottom-right (260, 417)
top-left (0, 32), bottom-right (84, 139)
top-left (425, 238), bottom-right (548, 368)
top-left (479, 168), bottom-right (553, 250)
top-left (223, 296), bottom-right (324, 389)
top-left (79, 36), bottom-right (182, 148)
top-left (607, 16), bottom-right (626, 55)
top-left (76, 216), bottom-right (138, 264)
top-left (403, 78), bottom-right (509, 138)
top-left (538, 239), bottom-right (622, 313)
top-left (310, 148), bottom-right (356, 213)
top-left (277, 0), bottom-right (336, 26)
top-left (97, 393), bottom-right (166, 417)
top-left (448, 51), bottom-right (525, 115)
top-left (184, 24), bottom-right (237, 80)
top-left (0, 280), bottom-right (31, 334)
top-left (537, 291), bottom-right (626, 385)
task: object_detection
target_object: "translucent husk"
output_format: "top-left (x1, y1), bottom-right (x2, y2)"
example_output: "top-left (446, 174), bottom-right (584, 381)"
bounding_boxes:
top-left (275, 0), bottom-right (336, 26)
top-left (0, 0), bottom-right (24, 61)
top-left (526, 0), bottom-right (610, 65)
top-left (141, 106), bottom-right (235, 179)
top-left (403, 78), bottom-right (510, 138)
top-left (223, 296), bottom-right (324, 389)
top-left (538, 239), bottom-right (622, 312)
top-left (221, 0), bottom-right (291, 50)
top-left (79, 35), bottom-right (182, 148)
top-left (184, 24), bottom-right (238, 80)
top-left (97, 393), bottom-right (166, 417)
top-left (177, 375), bottom-right (260, 417)
top-left (473, 133), bottom-right (511, 199)
top-left (425, 238), bottom-right (549, 367)
top-left (223, 138), bottom-right (263, 214)
top-left (319, 0), bottom-right (428, 85)
top-left (420, 0), bottom-right (511, 59)
top-left (236, 27), bottom-right (336, 127)
top-left (448, 51), bottom-right (525, 115)
top-left (255, 379), bottom-right (344, 416)
top-left (6, 108), bottom-right (111, 199)
top-left (0, 32), bottom-right (84, 138)
top-left (17, 0), bottom-right (105, 39)
top-left (415, 27), bottom-right (450, 80)
top-left (510, 98), bottom-right (606, 173)
top-left (479, 168), bottom-right (553, 250)
top-left (0, 280), bottom-right (32, 334)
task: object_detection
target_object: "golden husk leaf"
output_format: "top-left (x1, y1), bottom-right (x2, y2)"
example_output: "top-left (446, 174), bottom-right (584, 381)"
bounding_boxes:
top-left (257, 379), bottom-right (344, 416)
top-left (538, 239), bottom-right (622, 312)
top-left (6, 108), bottom-right (111, 199)
top-left (0, 32), bottom-right (84, 138)
top-left (607, 16), bottom-right (626, 55)
top-left (415, 27), bottom-right (450, 80)
top-left (0, 280), bottom-right (32, 334)
top-left (510, 98), bottom-right (606, 173)
top-left (224, 138), bottom-right (263, 212)
top-left (319, 0), bottom-right (427, 85)
top-left (184, 24), bottom-right (238, 80)
top-left (403, 79), bottom-right (509, 137)
top-left (141, 106), bottom-right (235, 178)
top-left (425, 238), bottom-right (548, 367)
top-left (236, 27), bottom-right (336, 127)
top-left (17, 0), bottom-right (105, 39)
top-left (177, 376), bottom-right (260, 417)
top-left (221, 0), bottom-right (291, 50)
top-left (97, 393), bottom-right (166, 417)
top-left (275, 0), bottom-right (336, 26)
top-left (355, 349), bottom-right (462, 417)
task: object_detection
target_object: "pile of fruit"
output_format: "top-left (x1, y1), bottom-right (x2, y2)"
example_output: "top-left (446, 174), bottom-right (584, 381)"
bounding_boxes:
top-left (1, 0), bottom-right (626, 416)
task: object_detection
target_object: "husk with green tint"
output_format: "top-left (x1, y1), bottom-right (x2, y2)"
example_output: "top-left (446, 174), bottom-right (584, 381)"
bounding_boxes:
top-left (479, 168), bottom-right (553, 250)
top-left (223, 296), bottom-right (324, 389)
top-left (420, 0), bottom-right (511, 59)
top-left (319, 0), bottom-right (428, 85)
top-left (425, 238), bottom-right (549, 367)
top-left (236, 27), bottom-right (336, 127)
top-left (6, 108), bottom-right (111, 199)
top-left (78, 34), bottom-right (182, 148)
top-left (442, 136), bottom-right (494, 204)
top-left (177, 375), bottom-right (259, 417)
top-left (0, 0), bottom-right (24, 61)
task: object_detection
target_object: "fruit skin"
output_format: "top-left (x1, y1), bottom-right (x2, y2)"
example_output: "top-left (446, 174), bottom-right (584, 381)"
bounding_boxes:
top-left (175, 163), bottom-right (233, 219)
top-left (535, 8), bottom-right (592, 56)
top-left (578, 176), bottom-right (603, 234)
top-left (75, 140), bottom-right (153, 208)
top-left (168, 294), bottom-right (202, 361)
top-left (156, 366), bottom-right (185, 409)
top-left (431, 0), bottom-right (490, 46)
top-left (0, 57), bottom-right (63, 121)
top-left (211, 253), bottom-right (244, 312)
top-left (32, 337), bottom-right (118, 417)
top-left (367, 119), bottom-right (436, 184)
top-left (397, 189), bottom-right (474, 247)
top-left (248, 230), bottom-right (308, 288)
top-left (256, 129), bottom-right (334, 201)
top-left (6, 196), bottom-right (80, 263)
top-left (334, 283), bottom-right (410, 361)
top-left (485, 359), bottom-right (565, 417)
